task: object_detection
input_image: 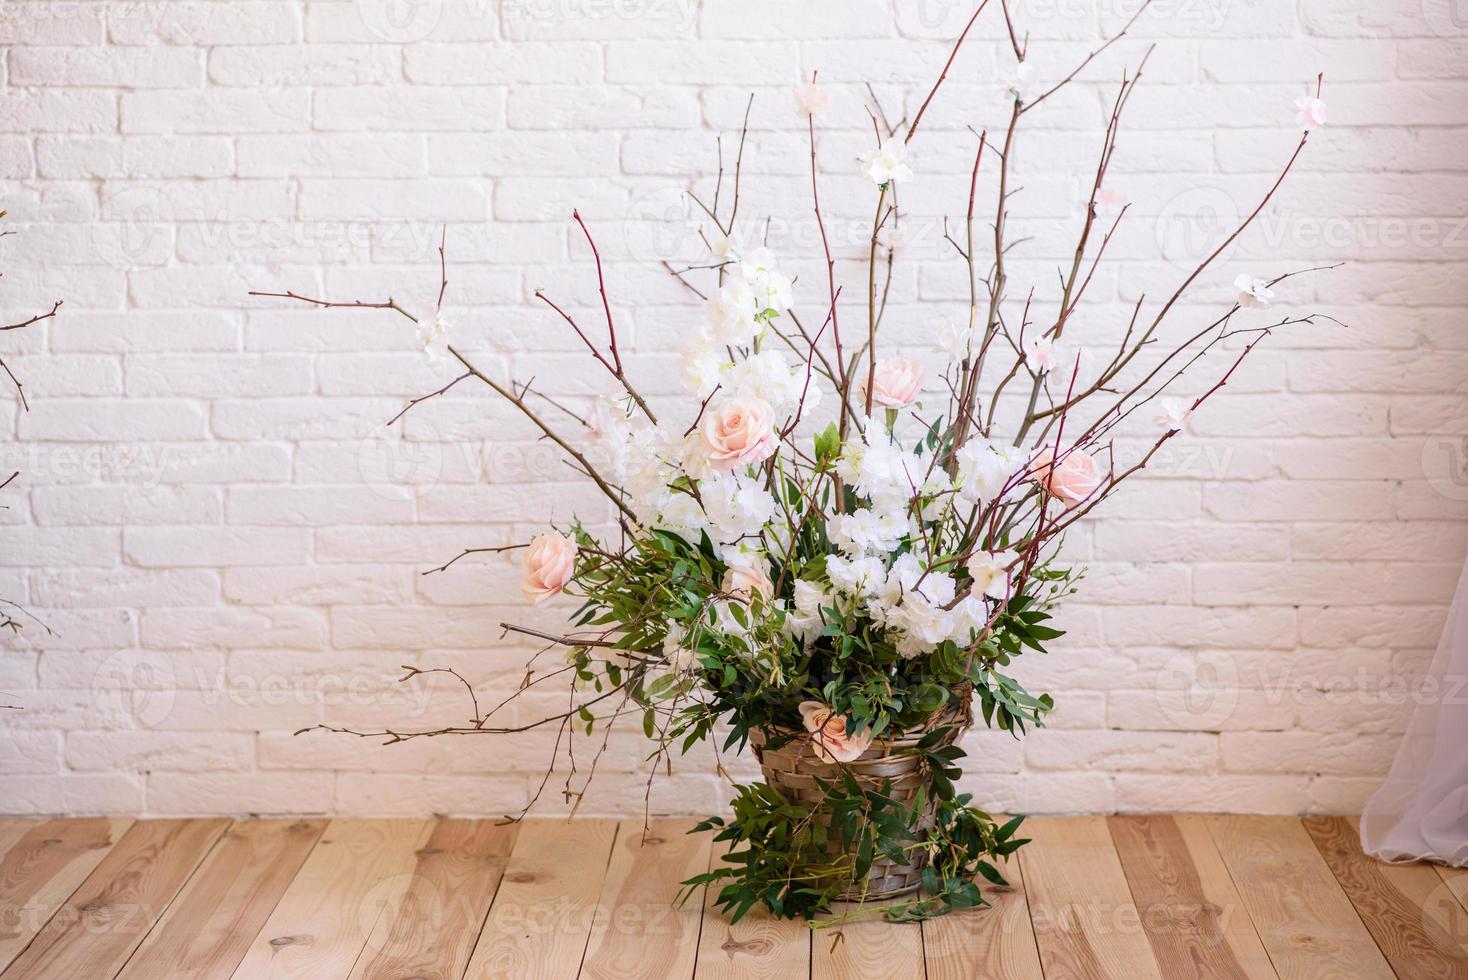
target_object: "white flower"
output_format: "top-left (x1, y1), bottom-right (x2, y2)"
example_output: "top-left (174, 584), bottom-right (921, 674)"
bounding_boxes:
top-left (948, 594), bottom-right (990, 644)
top-left (725, 349), bottom-right (808, 413)
top-left (795, 81), bottom-right (830, 119)
top-left (1001, 62), bottom-right (1034, 103)
top-left (418, 309), bottom-right (450, 356)
top-left (937, 320), bottom-right (974, 361)
top-left (679, 340), bottom-right (725, 399)
top-left (890, 595), bottom-right (956, 658)
top-left (658, 621), bottom-right (698, 677)
top-left (837, 426), bottom-right (926, 511)
top-left (700, 471), bottom-right (776, 545)
top-left (966, 549), bottom-right (1017, 601)
top-left (711, 235), bottom-right (741, 262)
top-left (708, 278), bottom-right (760, 346)
top-left (828, 508), bottom-right (906, 558)
top-left (1234, 273), bottom-right (1274, 309)
top-left (1027, 335), bottom-right (1059, 374)
top-left (786, 578), bottom-right (829, 642)
top-left (1153, 399), bottom-right (1192, 434)
top-left (955, 438), bottom-right (1024, 506)
top-left (863, 138), bottom-right (913, 186)
top-left (659, 493), bottom-right (708, 537)
top-left (1294, 95), bottom-right (1327, 130)
top-left (739, 249), bottom-right (794, 312)
top-left (826, 553), bottom-right (886, 599)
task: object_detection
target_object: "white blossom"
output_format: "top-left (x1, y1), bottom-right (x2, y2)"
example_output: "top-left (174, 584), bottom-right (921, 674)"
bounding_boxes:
top-left (1234, 273), bottom-right (1274, 309)
top-left (724, 349), bottom-right (814, 414)
top-left (1294, 95), bottom-right (1327, 130)
top-left (707, 279), bottom-right (760, 346)
top-left (828, 508), bottom-right (906, 558)
top-left (679, 340), bottom-right (725, 399)
top-left (937, 320), bottom-right (974, 360)
top-left (657, 621), bottom-right (698, 677)
top-left (1153, 399), bottom-right (1192, 434)
top-left (955, 438), bottom-right (1024, 506)
top-left (786, 578), bottom-right (829, 643)
top-left (966, 549), bottom-right (1017, 601)
top-left (1027, 335), bottom-right (1059, 374)
top-left (795, 81), bottom-right (830, 119)
top-left (826, 553), bottom-right (886, 599)
top-left (1001, 62), bottom-right (1034, 103)
top-left (890, 596), bottom-right (956, 658)
top-left (417, 309), bottom-right (450, 357)
top-left (863, 138), bottom-right (913, 186)
top-left (700, 471), bottom-right (776, 545)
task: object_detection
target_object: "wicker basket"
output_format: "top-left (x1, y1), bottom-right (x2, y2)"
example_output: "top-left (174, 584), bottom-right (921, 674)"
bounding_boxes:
top-left (748, 692), bottom-right (973, 900)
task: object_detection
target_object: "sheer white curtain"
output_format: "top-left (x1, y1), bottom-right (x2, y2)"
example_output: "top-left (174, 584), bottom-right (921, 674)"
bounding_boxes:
top-left (1361, 556), bottom-right (1468, 865)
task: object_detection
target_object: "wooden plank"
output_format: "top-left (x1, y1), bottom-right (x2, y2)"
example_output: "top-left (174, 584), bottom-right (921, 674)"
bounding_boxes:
top-left (0, 824), bottom-right (36, 865)
top-left (1206, 815), bottom-right (1393, 980)
top-left (1305, 815), bottom-right (1468, 979)
top-left (580, 819), bottom-right (712, 980)
top-left (1019, 815), bottom-right (1165, 980)
top-left (693, 841), bottom-right (810, 980)
top-left (1433, 865), bottom-right (1468, 961)
top-left (1, 818), bottom-right (229, 980)
top-left (922, 851), bottom-right (1043, 980)
top-left (348, 819), bottom-right (517, 980)
top-left (229, 819), bottom-right (433, 980)
top-left (810, 910), bottom-right (922, 980)
top-left (116, 819), bottom-right (326, 980)
top-left (1109, 815), bottom-right (1277, 980)
top-left (0, 818), bottom-right (132, 972)
top-left (463, 819), bottom-right (618, 979)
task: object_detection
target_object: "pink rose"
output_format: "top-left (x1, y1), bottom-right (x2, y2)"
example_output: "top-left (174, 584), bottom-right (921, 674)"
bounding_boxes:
top-left (521, 531), bottom-right (577, 604)
top-left (700, 396), bottom-right (779, 471)
top-left (862, 358), bottom-right (925, 408)
top-left (722, 562), bottom-right (773, 602)
top-left (1030, 446), bottom-right (1103, 506)
top-left (797, 701), bottom-right (873, 764)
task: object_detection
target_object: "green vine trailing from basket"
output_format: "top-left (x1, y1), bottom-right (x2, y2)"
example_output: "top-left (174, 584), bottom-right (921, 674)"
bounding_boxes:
top-left (261, 0), bottom-right (1337, 925)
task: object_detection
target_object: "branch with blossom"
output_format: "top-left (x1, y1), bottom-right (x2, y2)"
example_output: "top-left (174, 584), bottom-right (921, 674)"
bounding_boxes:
top-left (256, 3), bottom-right (1336, 923)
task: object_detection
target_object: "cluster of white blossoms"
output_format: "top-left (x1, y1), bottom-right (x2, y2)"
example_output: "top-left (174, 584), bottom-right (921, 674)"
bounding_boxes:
top-left (678, 248), bottom-right (813, 417)
top-left (773, 417), bottom-right (1032, 658)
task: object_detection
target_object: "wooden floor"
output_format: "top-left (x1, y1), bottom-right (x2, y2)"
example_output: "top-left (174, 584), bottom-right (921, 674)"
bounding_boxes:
top-left (0, 815), bottom-right (1464, 978)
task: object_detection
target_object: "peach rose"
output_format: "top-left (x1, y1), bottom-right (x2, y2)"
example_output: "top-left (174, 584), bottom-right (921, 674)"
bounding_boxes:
top-left (797, 701), bottom-right (873, 764)
top-left (722, 561), bottom-right (773, 602)
top-left (1030, 446), bottom-right (1103, 506)
top-left (862, 358), bottom-right (925, 408)
top-left (521, 531), bottom-right (577, 604)
top-left (699, 396), bottom-right (778, 471)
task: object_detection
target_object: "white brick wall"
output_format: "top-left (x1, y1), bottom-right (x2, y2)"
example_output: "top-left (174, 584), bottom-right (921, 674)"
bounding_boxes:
top-left (2, 0), bottom-right (1467, 818)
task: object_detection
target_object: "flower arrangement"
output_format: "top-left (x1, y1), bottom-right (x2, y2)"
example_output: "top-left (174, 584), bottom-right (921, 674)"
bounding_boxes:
top-left (259, 0), bottom-right (1337, 923)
